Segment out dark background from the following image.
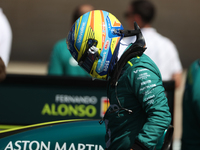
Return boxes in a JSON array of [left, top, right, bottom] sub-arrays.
[[0, 0, 200, 68]]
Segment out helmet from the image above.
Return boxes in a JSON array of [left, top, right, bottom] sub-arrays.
[[67, 10, 124, 80]]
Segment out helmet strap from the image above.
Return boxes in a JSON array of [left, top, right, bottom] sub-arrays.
[[110, 22, 146, 87]]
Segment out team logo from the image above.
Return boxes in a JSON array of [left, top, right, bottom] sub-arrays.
[[104, 40, 110, 50]]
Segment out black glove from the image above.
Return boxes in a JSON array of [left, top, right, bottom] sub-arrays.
[[132, 140, 149, 150]]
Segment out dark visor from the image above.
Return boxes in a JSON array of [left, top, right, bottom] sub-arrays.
[[78, 39, 98, 73]]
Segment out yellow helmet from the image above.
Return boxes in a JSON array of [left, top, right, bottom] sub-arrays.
[[67, 10, 124, 80]]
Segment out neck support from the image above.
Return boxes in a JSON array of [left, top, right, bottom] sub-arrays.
[[110, 22, 147, 87]]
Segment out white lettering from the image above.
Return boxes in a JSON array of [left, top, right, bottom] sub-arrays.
[[99, 145, 104, 150], [99, 52, 107, 72], [5, 141, 13, 150], [77, 22, 86, 43], [139, 73, 147, 76], [140, 84, 156, 91], [41, 141, 50, 150], [14, 141, 21, 150], [86, 144, 94, 150], [29, 141, 39, 150], [133, 69, 148, 74], [141, 80, 151, 85], [68, 143, 75, 150], [144, 95, 155, 102], [137, 73, 150, 80], [55, 142, 66, 150], [55, 95, 97, 105], [147, 99, 154, 105], [145, 90, 151, 95], [78, 143, 85, 150], [22, 141, 30, 150], [4, 141, 104, 150], [103, 61, 110, 72], [139, 68, 148, 72], [95, 145, 98, 150]]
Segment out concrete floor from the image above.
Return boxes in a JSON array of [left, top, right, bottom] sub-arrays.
[[6, 61, 187, 149]]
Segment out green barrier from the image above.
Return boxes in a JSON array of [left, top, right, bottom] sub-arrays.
[[0, 74, 175, 128], [0, 75, 175, 150], [0, 74, 108, 126], [0, 120, 106, 150], [0, 120, 172, 150]]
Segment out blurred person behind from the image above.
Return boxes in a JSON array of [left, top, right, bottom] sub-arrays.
[[124, 0, 182, 87], [48, 4, 94, 77], [181, 59, 200, 150], [0, 8, 12, 67]]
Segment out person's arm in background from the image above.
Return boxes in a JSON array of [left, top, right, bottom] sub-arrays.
[[0, 57, 6, 82], [172, 72, 182, 88]]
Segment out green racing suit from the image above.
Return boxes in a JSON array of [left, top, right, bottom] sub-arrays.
[[104, 54, 171, 150]]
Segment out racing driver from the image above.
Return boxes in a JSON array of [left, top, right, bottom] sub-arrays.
[[66, 10, 171, 150]]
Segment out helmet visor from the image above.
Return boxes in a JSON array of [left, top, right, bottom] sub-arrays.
[[78, 39, 98, 73]]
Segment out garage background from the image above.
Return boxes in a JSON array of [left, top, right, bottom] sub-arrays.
[[0, 0, 200, 68]]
